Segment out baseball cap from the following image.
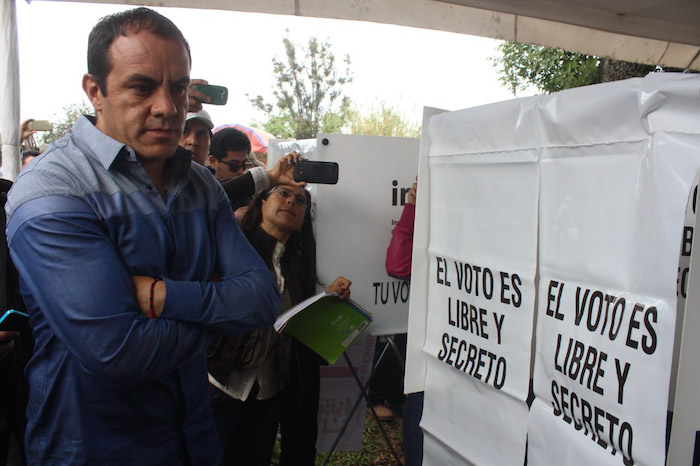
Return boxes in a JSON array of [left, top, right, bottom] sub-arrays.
[[185, 109, 214, 130], [247, 152, 265, 167]]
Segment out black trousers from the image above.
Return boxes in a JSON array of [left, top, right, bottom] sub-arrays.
[[279, 342, 321, 466], [368, 334, 407, 406], [209, 385, 282, 466]]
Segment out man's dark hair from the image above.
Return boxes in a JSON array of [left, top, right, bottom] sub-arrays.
[[21, 150, 40, 164], [87, 7, 191, 95], [210, 128, 252, 161]]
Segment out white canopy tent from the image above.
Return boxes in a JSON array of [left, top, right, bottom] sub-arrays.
[[1, 0, 699, 180], [51, 0, 700, 69]]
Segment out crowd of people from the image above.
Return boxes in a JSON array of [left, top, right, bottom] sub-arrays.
[[0, 6, 422, 466]]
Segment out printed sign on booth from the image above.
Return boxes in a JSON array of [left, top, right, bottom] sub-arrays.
[[420, 128, 540, 464], [528, 74, 700, 466]]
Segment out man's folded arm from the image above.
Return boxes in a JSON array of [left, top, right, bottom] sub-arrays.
[[7, 195, 211, 386], [162, 192, 281, 332]]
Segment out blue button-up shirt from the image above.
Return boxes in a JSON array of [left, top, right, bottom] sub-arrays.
[[6, 115, 280, 465]]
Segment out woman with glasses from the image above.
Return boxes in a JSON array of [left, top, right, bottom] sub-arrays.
[[207, 184, 350, 465]]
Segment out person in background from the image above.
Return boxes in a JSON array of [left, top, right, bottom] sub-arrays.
[[385, 179, 423, 466], [211, 126, 303, 221], [209, 127, 253, 180], [19, 120, 38, 152], [208, 184, 351, 465], [367, 180, 418, 423], [386, 180, 416, 279], [220, 152, 303, 222], [179, 108, 213, 166], [20, 150, 40, 171], [0, 178, 30, 466], [6, 8, 280, 464]]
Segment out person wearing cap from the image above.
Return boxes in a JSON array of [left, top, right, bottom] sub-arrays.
[[180, 108, 213, 166]]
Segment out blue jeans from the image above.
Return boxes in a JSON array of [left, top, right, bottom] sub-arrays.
[[403, 392, 424, 466]]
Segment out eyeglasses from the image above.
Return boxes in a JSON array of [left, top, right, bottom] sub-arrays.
[[220, 159, 253, 172], [269, 187, 309, 209]]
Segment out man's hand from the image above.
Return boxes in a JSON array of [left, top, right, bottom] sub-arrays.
[[406, 181, 418, 204], [188, 79, 211, 113], [326, 276, 352, 301], [131, 276, 166, 318], [266, 152, 306, 188], [0, 331, 19, 360]]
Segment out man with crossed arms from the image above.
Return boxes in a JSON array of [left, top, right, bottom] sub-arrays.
[[5, 7, 280, 465]]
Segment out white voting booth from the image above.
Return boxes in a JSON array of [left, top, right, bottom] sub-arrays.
[[269, 135, 420, 454], [408, 73, 700, 465]]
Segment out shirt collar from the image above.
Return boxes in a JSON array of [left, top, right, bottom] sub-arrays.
[[72, 114, 192, 182], [72, 115, 127, 170]]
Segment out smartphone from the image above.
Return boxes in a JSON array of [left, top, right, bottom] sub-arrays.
[[0, 310, 29, 332], [27, 120, 53, 131], [294, 161, 339, 184], [192, 85, 228, 105]]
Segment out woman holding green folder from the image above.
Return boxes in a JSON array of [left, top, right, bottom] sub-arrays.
[[207, 184, 350, 465]]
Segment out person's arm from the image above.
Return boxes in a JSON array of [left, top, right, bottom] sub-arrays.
[[265, 152, 305, 190], [326, 276, 352, 300], [187, 78, 211, 113], [220, 153, 306, 205], [7, 176, 278, 386], [386, 183, 417, 280], [220, 171, 256, 204], [20, 119, 36, 143], [132, 186, 281, 333], [8, 194, 211, 386]]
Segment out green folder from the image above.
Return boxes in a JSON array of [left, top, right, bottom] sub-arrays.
[[275, 291, 373, 364]]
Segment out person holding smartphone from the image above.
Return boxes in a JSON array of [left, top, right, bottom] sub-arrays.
[[208, 184, 350, 465]]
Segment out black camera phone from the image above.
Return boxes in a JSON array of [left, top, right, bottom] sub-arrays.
[[293, 161, 339, 184]]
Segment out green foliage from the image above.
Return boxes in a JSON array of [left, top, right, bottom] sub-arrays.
[[492, 42, 600, 94], [345, 102, 421, 138], [250, 34, 353, 139], [40, 101, 95, 145]]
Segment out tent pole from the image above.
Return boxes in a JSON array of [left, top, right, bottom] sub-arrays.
[[0, 0, 21, 182]]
